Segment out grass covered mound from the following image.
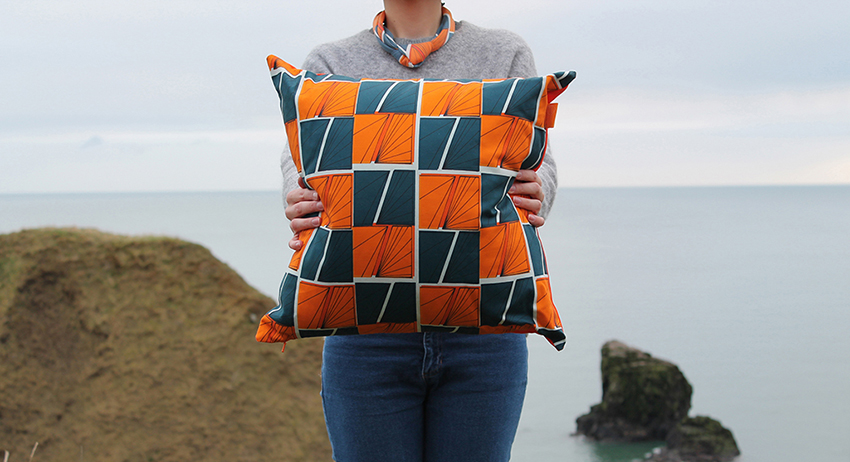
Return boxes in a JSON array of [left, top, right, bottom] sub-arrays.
[[0, 228, 329, 461]]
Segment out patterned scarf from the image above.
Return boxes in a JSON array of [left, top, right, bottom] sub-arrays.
[[372, 6, 455, 68]]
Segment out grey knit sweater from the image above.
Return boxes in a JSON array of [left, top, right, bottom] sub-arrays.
[[280, 20, 558, 218]]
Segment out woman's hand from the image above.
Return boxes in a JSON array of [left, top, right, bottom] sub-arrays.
[[510, 169, 545, 227], [285, 179, 323, 251]]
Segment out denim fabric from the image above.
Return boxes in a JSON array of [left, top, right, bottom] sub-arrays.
[[322, 332, 528, 462]]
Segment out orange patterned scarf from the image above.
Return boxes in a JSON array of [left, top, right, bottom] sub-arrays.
[[372, 6, 456, 68]]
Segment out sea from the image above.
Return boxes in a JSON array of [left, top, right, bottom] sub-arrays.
[[2, 185, 848, 462]]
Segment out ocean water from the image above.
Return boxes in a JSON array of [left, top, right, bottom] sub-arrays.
[[2, 186, 848, 462]]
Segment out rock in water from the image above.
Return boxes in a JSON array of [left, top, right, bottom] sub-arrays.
[[575, 340, 693, 441], [648, 416, 740, 462], [0, 228, 330, 461]]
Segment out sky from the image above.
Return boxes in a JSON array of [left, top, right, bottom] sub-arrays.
[[1, 0, 848, 193]]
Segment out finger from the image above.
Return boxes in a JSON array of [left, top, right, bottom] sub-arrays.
[[286, 188, 319, 206], [290, 216, 321, 234], [289, 235, 303, 251], [514, 169, 542, 185], [285, 200, 324, 221], [526, 213, 546, 227], [511, 195, 542, 215], [509, 181, 543, 200]]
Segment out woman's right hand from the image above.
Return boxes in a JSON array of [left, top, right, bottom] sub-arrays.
[[285, 179, 323, 251]]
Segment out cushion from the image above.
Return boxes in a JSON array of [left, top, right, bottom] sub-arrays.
[[257, 55, 575, 350]]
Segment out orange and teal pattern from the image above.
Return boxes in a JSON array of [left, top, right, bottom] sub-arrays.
[[373, 7, 455, 68], [257, 56, 575, 350]]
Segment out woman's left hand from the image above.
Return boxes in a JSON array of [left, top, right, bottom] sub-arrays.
[[509, 169, 545, 227]]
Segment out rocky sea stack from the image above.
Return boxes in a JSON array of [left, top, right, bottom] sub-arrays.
[[576, 340, 739, 462], [650, 416, 741, 462], [0, 228, 329, 461], [576, 340, 692, 441]]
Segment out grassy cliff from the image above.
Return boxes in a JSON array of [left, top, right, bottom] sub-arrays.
[[0, 228, 329, 461]]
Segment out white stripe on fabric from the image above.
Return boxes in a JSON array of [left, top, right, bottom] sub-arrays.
[[480, 166, 521, 176], [499, 280, 517, 325], [372, 170, 393, 224], [502, 79, 519, 115], [376, 81, 400, 113], [438, 231, 459, 283], [376, 282, 394, 323], [313, 119, 333, 172], [313, 229, 332, 284], [413, 81, 424, 330], [437, 118, 460, 171]]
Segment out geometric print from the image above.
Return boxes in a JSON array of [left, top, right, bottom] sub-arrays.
[[257, 56, 576, 351], [372, 6, 455, 69]]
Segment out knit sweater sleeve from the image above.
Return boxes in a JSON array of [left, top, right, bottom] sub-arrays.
[[536, 147, 558, 219], [280, 142, 300, 205]]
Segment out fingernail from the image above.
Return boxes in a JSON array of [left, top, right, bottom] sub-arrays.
[[311, 192, 319, 200], [508, 186, 516, 193], [311, 217, 320, 226]]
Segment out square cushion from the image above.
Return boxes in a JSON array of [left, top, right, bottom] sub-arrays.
[[257, 55, 575, 350]]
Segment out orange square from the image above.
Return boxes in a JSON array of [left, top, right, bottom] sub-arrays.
[[535, 277, 561, 330], [352, 226, 414, 278], [353, 113, 415, 164], [479, 222, 529, 278], [419, 174, 480, 230], [308, 174, 352, 229], [296, 282, 356, 330], [289, 228, 314, 270], [480, 115, 533, 171], [298, 80, 358, 119], [420, 286, 480, 327], [421, 81, 482, 117]]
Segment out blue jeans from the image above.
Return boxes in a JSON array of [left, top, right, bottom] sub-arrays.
[[321, 332, 529, 462]]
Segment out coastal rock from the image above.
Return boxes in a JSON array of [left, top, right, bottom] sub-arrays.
[[575, 340, 693, 441], [0, 228, 330, 461], [645, 416, 741, 462]]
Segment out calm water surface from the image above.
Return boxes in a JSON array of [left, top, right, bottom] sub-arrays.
[[2, 186, 849, 462]]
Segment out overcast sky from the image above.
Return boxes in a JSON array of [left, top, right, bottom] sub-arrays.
[[1, 0, 848, 193]]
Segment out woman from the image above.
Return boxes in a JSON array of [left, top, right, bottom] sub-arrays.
[[281, 1, 558, 460]]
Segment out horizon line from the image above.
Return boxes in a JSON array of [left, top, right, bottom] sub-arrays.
[[2, 182, 849, 196]]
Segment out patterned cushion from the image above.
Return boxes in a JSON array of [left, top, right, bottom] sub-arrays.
[[257, 56, 574, 350]]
